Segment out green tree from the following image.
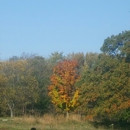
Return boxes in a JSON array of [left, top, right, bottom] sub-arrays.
[[0, 60, 39, 117], [48, 52, 65, 66], [100, 30, 130, 56], [84, 52, 99, 69], [27, 56, 52, 114], [121, 41, 130, 62], [79, 50, 130, 121]]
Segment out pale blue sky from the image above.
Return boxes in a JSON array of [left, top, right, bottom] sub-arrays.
[[0, 0, 130, 60]]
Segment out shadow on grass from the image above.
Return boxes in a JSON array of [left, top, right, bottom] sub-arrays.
[[90, 120, 130, 130]]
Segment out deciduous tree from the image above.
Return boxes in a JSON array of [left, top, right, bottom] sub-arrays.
[[48, 60, 80, 116]]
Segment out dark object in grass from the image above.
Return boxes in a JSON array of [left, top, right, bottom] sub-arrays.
[[31, 128, 36, 130]]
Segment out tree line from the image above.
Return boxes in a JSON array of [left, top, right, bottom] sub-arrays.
[[0, 30, 130, 123]]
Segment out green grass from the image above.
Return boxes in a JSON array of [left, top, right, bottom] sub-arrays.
[[0, 115, 111, 130]]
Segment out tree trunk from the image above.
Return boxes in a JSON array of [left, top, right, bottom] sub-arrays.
[[10, 108, 13, 117], [8, 103, 14, 117], [66, 111, 69, 120]]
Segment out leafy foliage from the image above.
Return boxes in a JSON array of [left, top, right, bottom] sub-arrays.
[[100, 30, 130, 56], [78, 30, 130, 122], [0, 30, 129, 124], [0, 60, 39, 116], [48, 60, 80, 112]]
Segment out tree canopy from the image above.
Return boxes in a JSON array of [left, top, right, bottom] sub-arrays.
[[0, 30, 130, 123], [48, 60, 80, 113]]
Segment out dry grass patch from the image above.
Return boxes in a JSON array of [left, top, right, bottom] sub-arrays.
[[0, 115, 109, 130]]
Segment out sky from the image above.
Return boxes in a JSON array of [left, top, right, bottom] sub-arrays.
[[0, 0, 130, 60]]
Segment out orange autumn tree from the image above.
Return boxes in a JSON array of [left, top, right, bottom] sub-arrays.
[[48, 60, 80, 114]]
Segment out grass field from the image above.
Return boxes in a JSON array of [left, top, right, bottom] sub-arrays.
[[0, 114, 116, 130]]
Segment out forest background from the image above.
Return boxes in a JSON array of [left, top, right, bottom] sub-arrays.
[[0, 30, 130, 124]]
